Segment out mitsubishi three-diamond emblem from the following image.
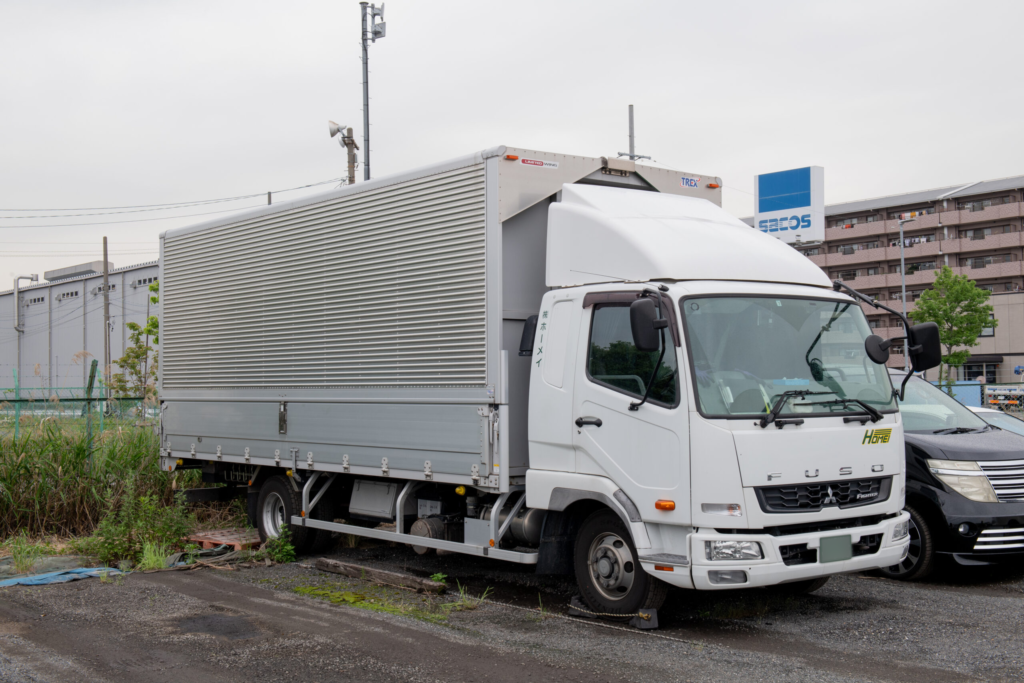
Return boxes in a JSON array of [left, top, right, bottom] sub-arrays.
[[823, 486, 838, 505]]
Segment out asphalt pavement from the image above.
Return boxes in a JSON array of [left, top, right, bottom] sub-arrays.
[[1, 541, 1022, 683]]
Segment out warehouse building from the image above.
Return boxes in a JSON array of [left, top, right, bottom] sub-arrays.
[[0, 261, 159, 391], [746, 175, 1024, 382]]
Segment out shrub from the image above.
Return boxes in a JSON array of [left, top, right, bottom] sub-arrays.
[[263, 525, 296, 564], [74, 490, 195, 565]]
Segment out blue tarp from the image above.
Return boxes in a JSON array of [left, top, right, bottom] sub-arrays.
[[0, 567, 122, 587]]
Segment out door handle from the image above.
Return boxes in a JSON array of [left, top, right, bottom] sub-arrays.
[[575, 417, 603, 428]]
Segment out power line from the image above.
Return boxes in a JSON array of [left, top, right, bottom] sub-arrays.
[[0, 177, 343, 213], [0, 202, 266, 229]]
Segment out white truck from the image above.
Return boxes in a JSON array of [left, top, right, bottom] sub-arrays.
[[158, 147, 938, 616]]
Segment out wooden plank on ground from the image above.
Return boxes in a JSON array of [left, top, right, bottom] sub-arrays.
[[315, 558, 447, 594]]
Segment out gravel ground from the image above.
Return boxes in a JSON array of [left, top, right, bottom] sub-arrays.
[[1, 539, 1022, 683]]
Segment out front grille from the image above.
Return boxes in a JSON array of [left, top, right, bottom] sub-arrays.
[[780, 544, 816, 566], [756, 477, 892, 513], [977, 459, 1024, 502], [973, 528, 1024, 552]]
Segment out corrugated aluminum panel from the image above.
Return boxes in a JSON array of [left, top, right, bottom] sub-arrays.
[[162, 165, 487, 389]]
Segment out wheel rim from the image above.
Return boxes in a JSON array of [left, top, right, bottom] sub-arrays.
[[587, 532, 636, 601], [885, 516, 922, 576], [262, 492, 286, 538]]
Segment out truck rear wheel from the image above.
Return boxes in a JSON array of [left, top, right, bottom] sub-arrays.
[[256, 475, 318, 555], [573, 509, 668, 618]]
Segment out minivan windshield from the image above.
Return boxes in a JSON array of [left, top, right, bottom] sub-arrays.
[[682, 296, 896, 418], [895, 374, 989, 432]]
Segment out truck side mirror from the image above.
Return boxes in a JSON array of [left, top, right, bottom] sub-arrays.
[[630, 298, 664, 352], [908, 322, 941, 372], [864, 335, 892, 364]]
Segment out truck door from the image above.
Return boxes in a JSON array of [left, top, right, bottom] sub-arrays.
[[571, 296, 689, 524]]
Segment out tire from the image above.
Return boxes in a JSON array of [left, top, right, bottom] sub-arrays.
[[778, 576, 830, 594], [877, 505, 935, 581], [573, 509, 668, 618], [256, 475, 317, 555]]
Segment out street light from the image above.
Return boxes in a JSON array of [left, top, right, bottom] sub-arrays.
[[896, 213, 920, 371]]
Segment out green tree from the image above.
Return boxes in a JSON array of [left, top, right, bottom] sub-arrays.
[[109, 322, 157, 399], [909, 265, 996, 391], [109, 281, 159, 400]]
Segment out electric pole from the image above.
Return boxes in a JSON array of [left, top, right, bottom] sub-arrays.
[[618, 104, 651, 162], [329, 122, 360, 185], [360, 2, 386, 181], [102, 237, 111, 390]]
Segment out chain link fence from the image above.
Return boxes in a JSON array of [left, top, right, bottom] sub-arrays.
[[0, 384, 156, 440]]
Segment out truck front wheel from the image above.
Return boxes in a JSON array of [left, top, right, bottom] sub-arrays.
[[573, 509, 668, 618], [256, 475, 317, 554]]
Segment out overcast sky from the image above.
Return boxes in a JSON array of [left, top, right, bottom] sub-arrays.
[[3, 0, 1024, 283]]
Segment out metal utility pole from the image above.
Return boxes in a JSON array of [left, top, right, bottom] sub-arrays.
[[618, 104, 651, 162], [360, 2, 386, 181], [897, 215, 917, 372], [102, 237, 111, 388]]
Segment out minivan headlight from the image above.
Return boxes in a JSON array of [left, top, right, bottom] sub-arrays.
[[705, 540, 763, 561], [927, 459, 999, 503]]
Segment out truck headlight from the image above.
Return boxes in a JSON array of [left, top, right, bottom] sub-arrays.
[[892, 520, 909, 541], [927, 459, 999, 503], [705, 540, 763, 561]]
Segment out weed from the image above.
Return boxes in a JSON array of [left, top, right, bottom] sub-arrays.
[[341, 533, 360, 548], [72, 488, 195, 565], [262, 525, 296, 564], [137, 542, 169, 571], [294, 585, 448, 624], [6, 532, 44, 574], [429, 572, 448, 584], [448, 581, 492, 612]]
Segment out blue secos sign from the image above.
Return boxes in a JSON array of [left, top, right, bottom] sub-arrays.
[[760, 214, 812, 232], [754, 166, 824, 244]]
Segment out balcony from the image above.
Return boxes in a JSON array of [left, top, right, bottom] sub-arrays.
[[826, 246, 887, 267], [807, 253, 827, 269], [835, 273, 887, 289], [886, 268, 942, 288], [953, 261, 1024, 279], [946, 232, 1024, 254], [885, 239, 942, 260], [955, 202, 1023, 225], [825, 221, 886, 240], [884, 212, 941, 231]]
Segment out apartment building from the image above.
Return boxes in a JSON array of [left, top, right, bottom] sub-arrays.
[[745, 175, 1024, 382]]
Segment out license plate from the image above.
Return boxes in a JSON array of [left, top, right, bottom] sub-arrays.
[[820, 535, 853, 563]]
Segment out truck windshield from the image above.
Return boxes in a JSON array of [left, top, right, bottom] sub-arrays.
[[682, 296, 896, 418]]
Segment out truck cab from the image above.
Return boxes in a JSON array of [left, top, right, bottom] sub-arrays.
[[523, 184, 917, 613]]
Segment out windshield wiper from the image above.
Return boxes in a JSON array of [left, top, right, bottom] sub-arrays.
[[934, 425, 991, 435], [759, 390, 836, 429], [814, 397, 883, 423]]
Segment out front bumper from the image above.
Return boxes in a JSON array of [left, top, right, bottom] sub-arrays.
[[665, 512, 910, 590]]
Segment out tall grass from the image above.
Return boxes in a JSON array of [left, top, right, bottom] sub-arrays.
[[0, 423, 199, 539]]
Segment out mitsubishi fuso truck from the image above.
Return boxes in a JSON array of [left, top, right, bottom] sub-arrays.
[[157, 147, 940, 616]]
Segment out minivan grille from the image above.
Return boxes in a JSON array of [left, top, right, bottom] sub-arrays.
[[756, 477, 891, 513], [977, 459, 1024, 502], [973, 528, 1024, 552]]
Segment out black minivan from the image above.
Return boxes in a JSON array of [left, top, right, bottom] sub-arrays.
[[883, 370, 1024, 579]]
